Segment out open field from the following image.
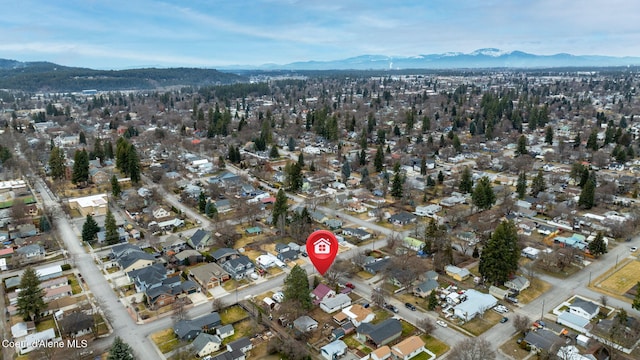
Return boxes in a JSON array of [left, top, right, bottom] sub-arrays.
[[598, 260, 640, 295], [518, 277, 552, 304]]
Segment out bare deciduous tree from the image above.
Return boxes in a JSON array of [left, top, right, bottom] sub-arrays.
[[513, 314, 531, 335], [417, 317, 435, 335], [448, 338, 496, 360]]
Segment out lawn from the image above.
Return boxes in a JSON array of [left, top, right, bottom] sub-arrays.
[[222, 318, 256, 344], [408, 352, 432, 360], [220, 305, 249, 324], [68, 274, 82, 294], [343, 335, 372, 354], [518, 277, 551, 304], [35, 317, 56, 333], [421, 335, 450, 357], [499, 333, 529, 359], [460, 309, 502, 336], [223, 279, 239, 291], [598, 260, 640, 295], [400, 319, 418, 337], [356, 271, 374, 280], [371, 309, 392, 323], [151, 328, 181, 354]]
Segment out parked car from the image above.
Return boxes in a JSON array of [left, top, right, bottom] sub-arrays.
[[436, 320, 448, 327], [384, 303, 399, 313], [272, 291, 284, 303], [405, 303, 417, 311], [500, 317, 509, 323], [345, 282, 356, 289], [506, 296, 519, 304], [631, 246, 638, 252]]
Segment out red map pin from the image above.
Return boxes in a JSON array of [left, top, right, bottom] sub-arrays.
[[306, 230, 338, 275]]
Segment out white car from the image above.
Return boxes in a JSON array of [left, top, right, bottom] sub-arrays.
[[436, 320, 448, 327], [631, 247, 638, 252]]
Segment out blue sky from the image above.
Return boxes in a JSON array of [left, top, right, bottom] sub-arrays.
[[1, 0, 639, 69]]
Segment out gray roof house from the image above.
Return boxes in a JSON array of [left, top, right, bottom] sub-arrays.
[[222, 255, 255, 280], [117, 251, 155, 273], [227, 337, 253, 354], [58, 312, 95, 338], [277, 249, 299, 262], [211, 349, 245, 360], [15, 244, 45, 260], [505, 276, 530, 292], [413, 279, 439, 298], [174, 312, 222, 341], [569, 298, 600, 320], [293, 316, 319, 332], [188, 229, 213, 250], [211, 248, 239, 263], [356, 318, 402, 348], [192, 332, 223, 358], [363, 257, 390, 274], [523, 329, 559, 354], [216, 324, 235, 339], [275, 243, 290, 253], [127, 263, 167, 293], [388, 212, 417, 226]]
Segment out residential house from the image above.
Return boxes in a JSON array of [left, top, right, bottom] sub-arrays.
[[403, 237, 425, 251], [320, 293, 352, 313], [414, 204, 442, 217], [312, 283, 336, 302], [174, 312, 222, 341], [188, 229, 212, 250], [17, 224, 38, 238], [356, 318, 402, 348], [557, 311, 592, 334], [320, 340, 348, 360], [277, 249, 298, 262], [18, 328, 56, 355], [15, 244, 45, 261], [58, 312, 94, 338], [341, 304, 375, 327], [117, 250, 155, 274], [36, 265, 63, 280], [293, 316, 319, 332], [189, 262, 230, 289], [275, 243, 290, 253], [216, 324, 234, 339], [444, 265, 471, 281], [68, 193, 108, 217], [342, 227, 372, 241], [127, 263, 167, 293], [324, 219, 343, 230], [214, 199, 232, 213], [211, 248, 239, 263], [363, 257, 390, 275], [569, 298, 600, 320], [152, 207, 171, 220], [388, 212, 417, 226], [244, 226, 262, 235], [391, 336, 428, 360], [159, 235, 187, 253], [489, 286, 509, 300], [453, 289, 497, 321], [505, 276, 530, 293], [222, 255, 255, 280], [10, 321, 35, 339], [414, 279, 439, 298], [0, 247, 14, 258], [174, 249, 204, 265], [192, 333, 223, 358], [89, 168, 110, 184], [362, 346, 391, 360], [227, 337, 253, 354], [522, 329, 558, 354], [210, 349, 245, 360]]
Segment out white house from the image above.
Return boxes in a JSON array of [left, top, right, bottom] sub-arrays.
[[453, 289, 497, 321], [320, 340, 348, 360], [341, 304, 375, 327], [569, 298, 600, 320], [391, 336, 432, 360], [320, 293, 352, 313]]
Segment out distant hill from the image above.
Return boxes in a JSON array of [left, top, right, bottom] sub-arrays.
[[0, 60, 247, 92], [224, 48, 640, 71]]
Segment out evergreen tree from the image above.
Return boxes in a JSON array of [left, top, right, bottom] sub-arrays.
[[272, 189, 288, 227], [530, 170, 546, 197], [427, 291, 438, 311], [287, 136, 296, 151], [578, 176, 596, 209], [545, 126, 554, 145], [341, 161, 351, 183], [107, 336, 135, 360], [459, 166, 473, 193], [39, 215, 51, 232], [269, 144, 279, 159], [79, 131, 87, 145], [105, 208, 118, 245], [437, 171, 444, 184], [16, 266, 46, 322], [516, 135, 528, 156], [586, 130, 599, 150], [72, 149, 90, 184], [587, 232, 607, 257], [127, 145, 141, 183], [479, 220, 519, 284], [391, 163, 404, 199], [115, 137, 129, 171], [103, 140, 114, 159], [205, 201, 218, 219], [297, 152, 304, 168], [111, 175, 121, 197], [82, 214, 100, 244], [285, 162, 303, 192], [283, 265, 312, 310], [374, 145, 384, 172], [48, 146, 66, 180], [309, 161, 316, 172], [359, 148, 367, 166], [94, 137, 104, 163], [516, 172, 527, 199], [198, 192, 207, 213], [472, 176, 496, 210]]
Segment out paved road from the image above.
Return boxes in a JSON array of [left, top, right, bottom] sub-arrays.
[[35, 179, 160, 360]]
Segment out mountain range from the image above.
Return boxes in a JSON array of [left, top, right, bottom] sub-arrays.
[[226, 48, 640, 70], [2, 49, 640, 91]]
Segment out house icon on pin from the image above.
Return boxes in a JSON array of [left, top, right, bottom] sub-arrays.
[[313, 238, 331, 254]]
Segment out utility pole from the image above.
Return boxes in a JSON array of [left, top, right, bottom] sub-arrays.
[[540, 299, 545, 321]]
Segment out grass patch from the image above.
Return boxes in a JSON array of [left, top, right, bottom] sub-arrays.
[[106, 267, 119, 274], [499, 333, 529, 359], [222, 318, 255, 344], [401, 319, 417, 337], [35, 317, 56, 333], [371, 309, 392, 323], [409, 352, 432, 360], [460, 309, 502, 336], [68, 274, 82, 295], [517, 277, 552, 304], [343, 335, 372, 354], [267, 267, 284, 275], [222, 279, 238, 291], [599, 260, 640, 295], [356, 271, 374, 280], [151, 328, 180, 354], [421, 335, 449, 357], [220, 305, 249, 324]]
